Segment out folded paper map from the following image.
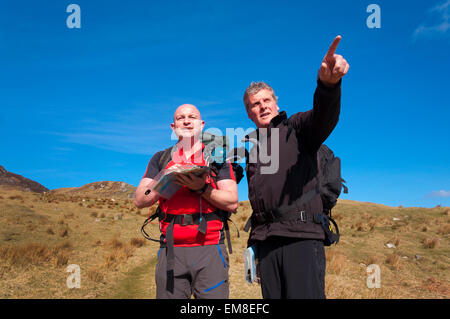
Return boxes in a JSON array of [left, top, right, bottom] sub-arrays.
[[150, 164, 210, 199]]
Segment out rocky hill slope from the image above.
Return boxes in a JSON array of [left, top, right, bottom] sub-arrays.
[[0, 165, 48, 193]]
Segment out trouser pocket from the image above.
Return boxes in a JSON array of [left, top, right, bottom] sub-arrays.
[[192, 244, 229, 299]]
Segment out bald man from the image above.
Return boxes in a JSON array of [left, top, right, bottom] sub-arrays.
[[135, 104, 238, 299]]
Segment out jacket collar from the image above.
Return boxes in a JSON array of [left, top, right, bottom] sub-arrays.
[[243, 111, 287, 143], [271, 111, 287, 128]]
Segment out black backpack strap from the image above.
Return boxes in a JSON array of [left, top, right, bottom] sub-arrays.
[[223, 219, 232, 254], [243, 185, 319, 232], [275, 185, 319, 219], [197, 215, 208, 234], [258, 185, 319, 224], [223, 213, 239, 254], [315, 213, 340, 246], [158, 147, 174, 171], [141, 206, 164, 243], [329, 217, 340, 244], [341, 178, 348, 194], [243, 217, 252, 233], [165, 219, 175, 293]]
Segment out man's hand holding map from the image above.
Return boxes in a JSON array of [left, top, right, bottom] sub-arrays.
[[148, 164, 210, 199]]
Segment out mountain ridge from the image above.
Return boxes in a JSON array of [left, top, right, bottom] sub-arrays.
[[0, 165, 49, 193]]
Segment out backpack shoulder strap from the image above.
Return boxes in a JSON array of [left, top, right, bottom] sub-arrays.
[[158, 147, 174, 171]]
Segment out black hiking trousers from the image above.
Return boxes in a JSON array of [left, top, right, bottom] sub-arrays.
[[258, 236, 326, 299]]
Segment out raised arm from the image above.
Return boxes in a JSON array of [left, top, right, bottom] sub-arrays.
[[290, 35, 349, 152], [318, 35, 349, 87]]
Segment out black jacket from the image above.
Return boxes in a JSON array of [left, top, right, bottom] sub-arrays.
[[244, 79, 341, 246]]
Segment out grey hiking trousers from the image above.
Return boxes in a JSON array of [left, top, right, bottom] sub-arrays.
[[155, 244, 230, 299]]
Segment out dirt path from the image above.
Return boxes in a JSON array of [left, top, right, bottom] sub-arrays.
[[110, 255, 157, 299]]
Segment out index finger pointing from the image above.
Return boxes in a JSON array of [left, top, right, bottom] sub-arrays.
[[326, 35, 342, 57]]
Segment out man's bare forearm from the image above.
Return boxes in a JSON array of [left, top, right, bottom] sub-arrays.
[[201, 185, 238, 213], [134, 178, 159, 209]]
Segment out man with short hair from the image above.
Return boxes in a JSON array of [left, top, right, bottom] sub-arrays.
[[243, 36, 349, 299], [135, 104, 238, 299]]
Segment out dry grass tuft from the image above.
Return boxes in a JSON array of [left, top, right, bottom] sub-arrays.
[[103, 244, 135, 269], [107, 238, 123, 249], [422, 277, 450, 295], [391, 236, 400, 247], [87, 269, 105, 283], [59, 228, 69, 238], [130, 237, 145, 248], [423, 237, 440, 249], [332, 213, 343, 221], [104, 253, 117, 269], [64, 212, 74, 219], [385, 253, 401, 270], [366, 254, 382, 266], [0, 242, 73, 268], [326, 250, 346, 275], [437, 224, 450, 235], [8, 195, 24, 200], [368, 219, 377, 231], [351, 221, 367, 232], [55, 241, 73, 250], [53, 251, 70, 266], [0, 243, 51, 266]]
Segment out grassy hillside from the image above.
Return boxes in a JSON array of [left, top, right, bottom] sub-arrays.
[[51, 181, 136, 200], [0, 189, 448, 298]]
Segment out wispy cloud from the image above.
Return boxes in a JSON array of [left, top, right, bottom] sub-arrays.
[[413, 0, 450, 40], [42, 99, 243, 156], [428, 190, 450, 198], [42, 103, 176, 155]]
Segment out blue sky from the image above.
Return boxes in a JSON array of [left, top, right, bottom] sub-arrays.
[[1, 0, 449, 208]]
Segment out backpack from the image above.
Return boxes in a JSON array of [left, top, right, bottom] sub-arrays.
[[242, 142, 348, 246], [317, 144, 348, 215]]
